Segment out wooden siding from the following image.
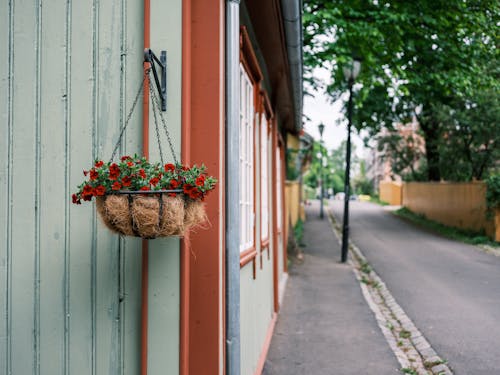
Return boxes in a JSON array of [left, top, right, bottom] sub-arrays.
[[0, 1, 181, 374]]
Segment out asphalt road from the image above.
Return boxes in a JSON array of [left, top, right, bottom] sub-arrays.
[[330, 200, 500, 375]]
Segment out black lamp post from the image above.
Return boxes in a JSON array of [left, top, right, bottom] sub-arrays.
[[318, 123, 325, 219], [341, 59, 361, 263]]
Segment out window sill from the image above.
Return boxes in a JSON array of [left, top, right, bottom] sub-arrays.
[[240, 246, 257, 268]]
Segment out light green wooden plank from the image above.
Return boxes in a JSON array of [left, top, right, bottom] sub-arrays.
[[94, 0, 127, 374], [146, 0, 182, 374], [147, 238, 180, 375], [122, 0, 144, 373], [38, 1, 68, 374], [9, 1, 38, 373], [67, 0, 96, 372], [0, 2, 12, 373]]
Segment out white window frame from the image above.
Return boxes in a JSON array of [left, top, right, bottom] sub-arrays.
[[260, 115, 270, 242], [276, 145, 283, 231], [239, 63, 254, 253]]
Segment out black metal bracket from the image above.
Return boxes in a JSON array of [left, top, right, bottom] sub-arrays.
[[144, 48, 167, 111]]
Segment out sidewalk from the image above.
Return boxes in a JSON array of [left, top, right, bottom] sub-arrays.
[[263, 201, 400, 375]]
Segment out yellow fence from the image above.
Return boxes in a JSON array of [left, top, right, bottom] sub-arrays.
[[379, 181, 403, 206], [285, 181, 301, 229], [403, 182, 499, 241]]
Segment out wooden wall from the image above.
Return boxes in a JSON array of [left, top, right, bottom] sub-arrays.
[[0, 1, 182, 374]]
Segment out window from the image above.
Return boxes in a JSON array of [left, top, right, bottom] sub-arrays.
[[239, 63, 254, 252], [260, 111, 270, 243], [276, 145, 283, 231]]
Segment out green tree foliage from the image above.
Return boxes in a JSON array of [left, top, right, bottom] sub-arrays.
[[435, 89, 500, 181], [352, 160, 374, 195], [303, 0, 499, 181], [376, 127, 428, 181], [303, 140, 358, 195]]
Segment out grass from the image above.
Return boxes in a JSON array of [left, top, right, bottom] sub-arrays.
[[399, 329, 411, 339], [369, 195, 390, 206], [401, 368, 417, 375], [393, 207, 498, 247]]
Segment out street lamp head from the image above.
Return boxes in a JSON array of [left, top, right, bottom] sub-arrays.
[[343, 59, 361, 82], [318, 123, 325, 138]]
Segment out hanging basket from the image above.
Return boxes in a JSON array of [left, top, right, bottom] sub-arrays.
[[71, 63, 216, 239], [96, 192, 186, 239]]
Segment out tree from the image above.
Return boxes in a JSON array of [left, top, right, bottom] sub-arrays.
[[303, 140, 358, 195], [303, 0, 499, 181], [435, 89, 500, 181], [376, 125, 428, 181], [352, 160, 374, 195]]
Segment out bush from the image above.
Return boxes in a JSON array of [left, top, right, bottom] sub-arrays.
[[486, 174, 500, 218]]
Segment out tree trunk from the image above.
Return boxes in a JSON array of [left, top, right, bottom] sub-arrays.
[[420, 118, 441, 181]]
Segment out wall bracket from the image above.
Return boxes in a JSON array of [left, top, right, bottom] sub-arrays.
[[144, 48, 167, 111]]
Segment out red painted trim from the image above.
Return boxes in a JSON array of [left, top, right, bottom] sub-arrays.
[[180, 1, 192, 374], [253, 313, 278, 375], [184, 2, 224, 374], [240, 247, 257, 268], [141, 1, 151, 375], [240, 26, 263, 85], [261, 238, 270, 249]]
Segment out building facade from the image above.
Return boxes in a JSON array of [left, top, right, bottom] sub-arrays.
[[0, 1, 302, 374]]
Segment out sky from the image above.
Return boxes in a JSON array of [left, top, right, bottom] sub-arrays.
[[302, 68, 367, 159]]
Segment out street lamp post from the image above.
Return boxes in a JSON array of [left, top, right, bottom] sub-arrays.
[[318, 123, 325, 219], [341, 59, 361, 263]]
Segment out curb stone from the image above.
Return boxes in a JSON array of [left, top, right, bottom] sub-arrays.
[[327, 210, 454, 375]]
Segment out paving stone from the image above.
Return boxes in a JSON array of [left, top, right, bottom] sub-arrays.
[[431, 364, 450, 374]]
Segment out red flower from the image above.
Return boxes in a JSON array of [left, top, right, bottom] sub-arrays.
[[121, 155, 132, 161], [140, 186, 149, 191], [89, 169, 98, 181], [139, 169, 147, 179], [149, 177, 159, 187], [72, 194, 81, 204], [83, 185, 93, 194], [182, 166, 189, 171], [195, 175, 205, 187], [170, 179, 180, 189], [94, 185, 106, 196], [127, 161, 134, 167], [183, 184, 193, 194], [83, 170, 88, 176], [82, 194, 93, 201], [112, 181, 122, 191], [168, 193, 177, 197], [109, 163, 121, 180], [189, 188, 201, 200], [95, 160, 104, 168], [121, 175, 132, 187], [164, 163, 175, 172]]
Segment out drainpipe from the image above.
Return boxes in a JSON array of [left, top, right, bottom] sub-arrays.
[[280, 0, 303, 131], [226, 1, 241, 375]]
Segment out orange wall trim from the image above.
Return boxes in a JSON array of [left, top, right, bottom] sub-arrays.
[[253, 313, 278, 375], [182, 1, 225, 374], [180, 1, 192, 374]]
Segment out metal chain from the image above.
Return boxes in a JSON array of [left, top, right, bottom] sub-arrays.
[[148, 76, 165, 165], [147, 73, 179, 165], [109, 69, 179, 166], [110, 72, 148, 162]]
